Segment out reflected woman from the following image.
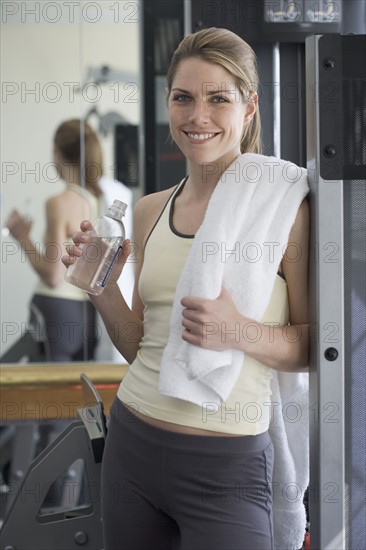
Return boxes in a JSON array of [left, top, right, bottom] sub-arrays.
[[5, 120, 102, 361]]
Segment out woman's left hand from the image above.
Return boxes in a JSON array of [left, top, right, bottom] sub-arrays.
[[181, 287, 242, 350]]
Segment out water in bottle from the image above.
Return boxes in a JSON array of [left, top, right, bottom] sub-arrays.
[[65, 200, 127, 295]]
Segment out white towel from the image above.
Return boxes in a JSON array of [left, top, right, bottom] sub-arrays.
[[270, 370, 309, 549], [159, 153, 309, 406]]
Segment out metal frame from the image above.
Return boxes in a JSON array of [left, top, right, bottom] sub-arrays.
[[306, 34, 345, 549], [0, 421, 104, 550]]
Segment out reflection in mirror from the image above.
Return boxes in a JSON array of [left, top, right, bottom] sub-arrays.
[[1, 1, 140, 364]]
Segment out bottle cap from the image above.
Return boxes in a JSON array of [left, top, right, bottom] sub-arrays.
[[108, 200, 127, 219]]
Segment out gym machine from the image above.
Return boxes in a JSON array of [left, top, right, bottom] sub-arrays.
[[0, 375, 107, 550]]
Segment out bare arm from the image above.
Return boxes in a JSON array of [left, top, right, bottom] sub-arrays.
[[181, 199, 310, 372], [238, 198, 309, 371], [6, 198, 67, 288], [63, 190, 174, 364], [87, 235, 144, 364], [89, 271, 144, 364]]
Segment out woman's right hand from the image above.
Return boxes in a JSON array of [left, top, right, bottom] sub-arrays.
[[62, 220, 132, 286], [5, 209, 33, 242]]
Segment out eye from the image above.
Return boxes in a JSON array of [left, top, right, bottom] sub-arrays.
[[210, 95, 228, 103], [172, 94, 191, 102]]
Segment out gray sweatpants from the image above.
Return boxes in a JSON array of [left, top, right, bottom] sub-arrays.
[[101, 398, 274, 550], [31, 294, 97, 361]]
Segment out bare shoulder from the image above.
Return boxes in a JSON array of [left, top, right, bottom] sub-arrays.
[[45, 190, 72, 210], [135, 186, 176, 218], [45, 194, 65, 219], [46, 189, 95, 235], [134, 186, 177, 245]]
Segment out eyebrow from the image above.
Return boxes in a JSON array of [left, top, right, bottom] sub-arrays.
[[171, 87, 237, 95], [171, 88, 192, 94]]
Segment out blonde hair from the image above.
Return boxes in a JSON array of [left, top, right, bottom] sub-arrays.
[[166, 27, 262, 154], [54, 119, 103, 197]]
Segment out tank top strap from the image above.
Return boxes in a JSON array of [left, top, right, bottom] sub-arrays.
[[66, 182, 90, 198], [144, 176, 188, 250]]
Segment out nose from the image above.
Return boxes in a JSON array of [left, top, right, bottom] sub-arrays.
[[187, 99, 210, 124]]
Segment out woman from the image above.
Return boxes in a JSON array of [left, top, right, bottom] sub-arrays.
[[64, 28, 309, 549], [6, 120, 102, 361]]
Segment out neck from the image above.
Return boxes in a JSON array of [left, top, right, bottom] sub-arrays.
[[62, 164, 81, 186], [186, 154, 240, 198]]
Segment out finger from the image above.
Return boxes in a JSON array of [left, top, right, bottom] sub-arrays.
[[181, 295, 208, 309], [62, 254, 77, 267], [120, 239, 132, 259], [114, 239, 131, 268], [80, 220, 93, 231], [181, 317, 200, 334], [181, 328, 203, 346], [71, 230, 89, 245], [65, 243, 83, 257], [181, 307, 200, 322], [70, 221, 93, 243]]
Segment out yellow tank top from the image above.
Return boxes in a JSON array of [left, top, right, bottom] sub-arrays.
[[118, 182, 289, 435]]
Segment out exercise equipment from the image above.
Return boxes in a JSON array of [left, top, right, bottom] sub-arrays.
[[0, 374, 107, 550]]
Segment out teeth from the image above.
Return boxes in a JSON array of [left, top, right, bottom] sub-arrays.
[[187, 132, 215, 140]]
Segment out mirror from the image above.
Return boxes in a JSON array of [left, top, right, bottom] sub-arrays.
[[1, 1, 141, 363]]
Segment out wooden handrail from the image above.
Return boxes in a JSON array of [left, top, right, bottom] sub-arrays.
[[0, 363, 128, 387], [0, 363, 128, 422]]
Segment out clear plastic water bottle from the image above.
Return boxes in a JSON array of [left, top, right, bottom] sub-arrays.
[[65, 200, 127, 295]]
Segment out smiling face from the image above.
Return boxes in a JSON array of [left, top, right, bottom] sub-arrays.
[[168, 58, 256, 171]]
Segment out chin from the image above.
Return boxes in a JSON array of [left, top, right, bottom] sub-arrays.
[[186, 150, 220, 164]]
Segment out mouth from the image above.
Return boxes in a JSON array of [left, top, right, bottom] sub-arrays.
[[183, 131, 219, 142]]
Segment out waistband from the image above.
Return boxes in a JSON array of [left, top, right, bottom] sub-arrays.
[[111, 397, 271, 455]]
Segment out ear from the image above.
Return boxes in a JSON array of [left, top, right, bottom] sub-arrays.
[[243, 92, 258, 124]]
